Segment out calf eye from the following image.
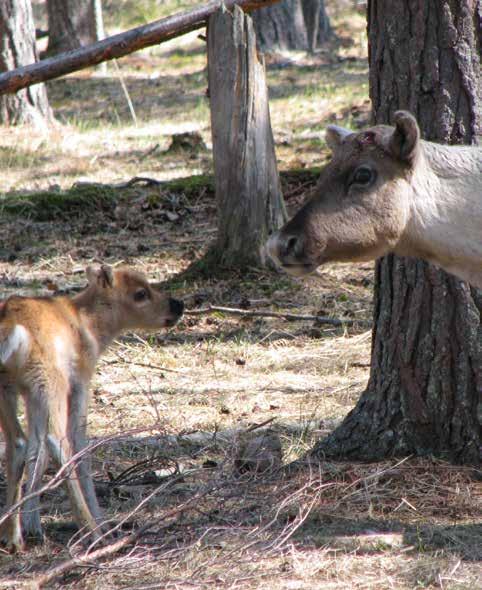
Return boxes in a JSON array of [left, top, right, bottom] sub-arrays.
[[351, 166, 375, 186], [133, 288, 149, 302]]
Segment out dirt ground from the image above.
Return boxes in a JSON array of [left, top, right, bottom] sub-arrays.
[[0, 2, 480, 588]]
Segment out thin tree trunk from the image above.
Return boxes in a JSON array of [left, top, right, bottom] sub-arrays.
[[301, 0, 331, 52], [90, 0, 105, 43], [315, 0, 331, 46], [207, 5, 287, 269], [90, 0, 106, 73], [0, 0, 51, 126], [313, 0, 481, 464], [253, 0, 307, 51], [301, 0, 320, 52]]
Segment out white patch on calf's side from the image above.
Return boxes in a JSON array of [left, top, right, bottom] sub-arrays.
[[54, 335, 78, 375], [79, 324, 100, 362], [0, 325, 30, 366]]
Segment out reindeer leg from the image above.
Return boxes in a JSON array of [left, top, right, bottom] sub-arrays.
[[0, 375, 27, 552], [47, 378, 104, 543], [21, 384, 49, 542], [69, 380, 105, 531]]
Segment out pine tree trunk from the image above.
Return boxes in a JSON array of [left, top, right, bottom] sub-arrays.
[[315, 0, 331, 46], [90, 0, 105, 44], [301, 0, 331, 52], [0, 0, 51, 126], [312, 0, 481, 464], [301, 0, 320, 52], [207, 5, 287, 269], [252, 0, 307, 51], [46, 0, 98, 55]]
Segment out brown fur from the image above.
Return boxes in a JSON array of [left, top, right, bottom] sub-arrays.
[[0, 265, 183, 552]]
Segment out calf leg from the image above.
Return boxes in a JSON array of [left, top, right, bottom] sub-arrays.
[[47, 380, 104, 542], [21, 386, 49, 541], [0, 376, 27, 552]]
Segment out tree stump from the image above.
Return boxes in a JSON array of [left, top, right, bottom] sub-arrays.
[[207, 4, 287, 269]]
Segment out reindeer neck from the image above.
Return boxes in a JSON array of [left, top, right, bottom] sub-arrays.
[[399, 142, 482, 287], [71, 288, 122, 354]]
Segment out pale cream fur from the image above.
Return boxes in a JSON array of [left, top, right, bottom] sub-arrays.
[[268, 111, 482, 288]]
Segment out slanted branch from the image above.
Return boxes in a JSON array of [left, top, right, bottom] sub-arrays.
[[0, 0, 280, 95]]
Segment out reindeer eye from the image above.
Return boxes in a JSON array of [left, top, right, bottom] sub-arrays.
[[133, 288, 149, 302], [351, 166, 375, 186]]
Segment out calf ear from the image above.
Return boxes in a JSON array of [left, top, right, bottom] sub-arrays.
[[86, 265, 114, 288], [325, 125, 353, 151], [389, 111, 420, 163]]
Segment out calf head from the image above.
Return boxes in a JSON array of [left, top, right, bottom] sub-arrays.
[[85, 265, 184, 330], [267, 111, 421, 276]]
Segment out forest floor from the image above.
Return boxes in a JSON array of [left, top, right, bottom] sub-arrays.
[[0, 1, 480, 589]]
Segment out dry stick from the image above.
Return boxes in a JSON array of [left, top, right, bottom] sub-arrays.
[[103, 355, 184, 374], [185, 305, 370, 327], [112, 59, 138, 126], [0, 434, 119, 532], [0, 0, 281, 95], [31, 481, 223, 589]]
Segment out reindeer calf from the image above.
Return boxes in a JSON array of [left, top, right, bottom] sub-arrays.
[[0, 265, 184, 551]]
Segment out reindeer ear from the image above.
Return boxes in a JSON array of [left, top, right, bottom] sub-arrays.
[[325, 125, 353, 151], [388, 111, 420, 163], [86, 265, 114, 288]]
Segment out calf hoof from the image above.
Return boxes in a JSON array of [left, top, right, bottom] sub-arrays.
[[0, 523, 25, 554], [21, 511, 44, 543]]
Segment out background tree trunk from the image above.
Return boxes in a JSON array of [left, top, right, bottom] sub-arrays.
[[0, 0, 51, 126], [207, 5, 287, 269], [301, 0, 331, 52], [90, 0, 106, 73], [90, 0, 105, 45], [252, 0, 307, 51], [313, 0, 481, 464], [315, 0, 331, 46], [46, 0, 100, 55]]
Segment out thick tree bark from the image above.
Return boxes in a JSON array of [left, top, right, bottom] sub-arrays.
[[208, 5, 287, 269], [0, 0, 51, 126], [313, 1, 481, 464], [46, 0, 99, 55], [253, 0, 307, 51]]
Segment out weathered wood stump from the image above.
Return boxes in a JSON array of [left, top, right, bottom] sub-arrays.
[[207, 4, 287, 269]]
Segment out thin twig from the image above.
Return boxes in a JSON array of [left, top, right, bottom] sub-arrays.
[[30, 480, 223, 589], [102, 355, 184, 374], [113, 59, 138, 126], [185, 305, 370, 327]]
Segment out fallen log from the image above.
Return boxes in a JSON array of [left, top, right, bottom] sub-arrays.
[[0, 0, 280, 96]]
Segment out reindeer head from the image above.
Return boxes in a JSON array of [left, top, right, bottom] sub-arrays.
[[85, 265, 184, 331], [267, 111, 421, 276]]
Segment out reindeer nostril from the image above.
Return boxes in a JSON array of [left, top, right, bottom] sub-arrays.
[[169, 298, 184, 316], [285, 235, 299, 256]]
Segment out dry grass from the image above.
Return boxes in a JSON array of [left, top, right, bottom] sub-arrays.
[[0, 2, 480, 588]]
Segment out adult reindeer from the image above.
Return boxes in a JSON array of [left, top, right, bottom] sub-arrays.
[[268, 111, 482, 288]]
